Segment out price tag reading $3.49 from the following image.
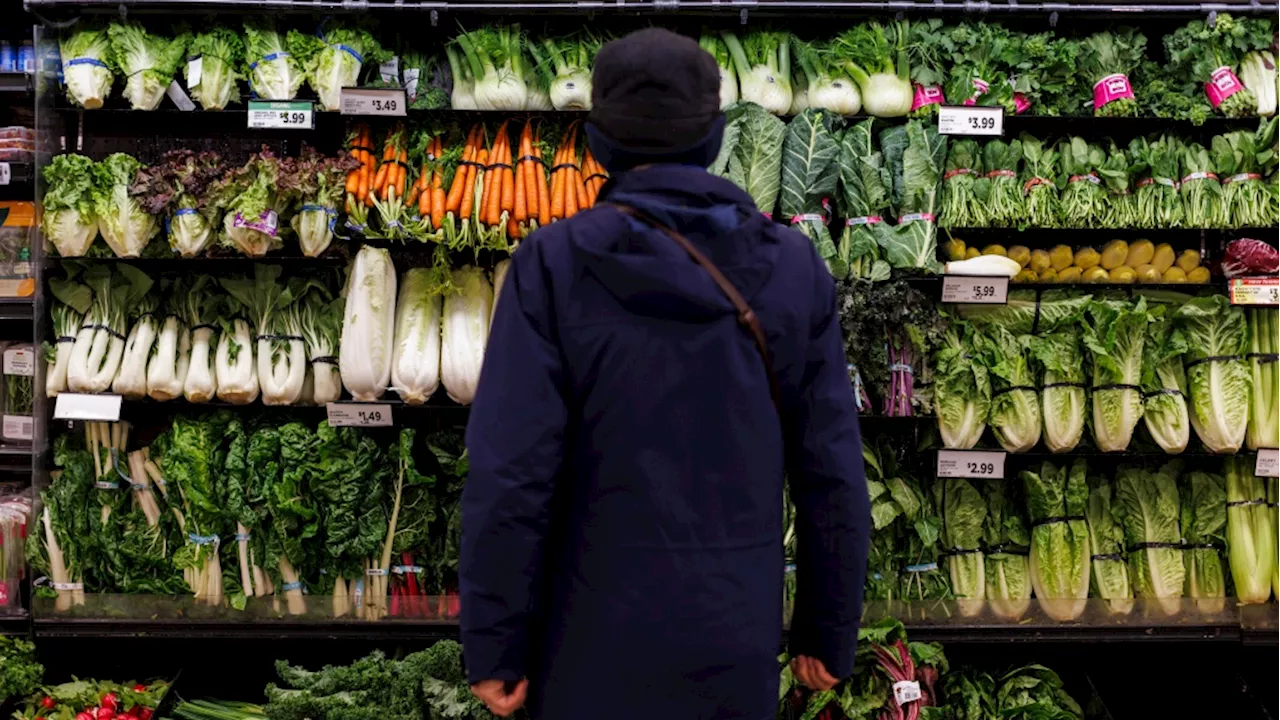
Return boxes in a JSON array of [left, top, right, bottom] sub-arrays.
[[937, 449, 1007, 479], [326, 402, 393, 428], [941, 275, 1009, 304]]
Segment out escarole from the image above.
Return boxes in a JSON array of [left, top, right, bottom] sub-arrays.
[[720, 30, 793, 116], [339, 246, 397, 401]]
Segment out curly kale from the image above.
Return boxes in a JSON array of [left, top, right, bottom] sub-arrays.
[[0, 637, 43, 705]]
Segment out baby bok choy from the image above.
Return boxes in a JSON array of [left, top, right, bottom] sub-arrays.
[[67, 264, 153, 395], [223, 265, 307, 406]]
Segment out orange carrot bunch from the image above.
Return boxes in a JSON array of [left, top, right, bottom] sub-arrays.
[[513, 119, 549, 242], [581, 147, 608, 207], [407, 134, 450, 241], [444, 123, 488, 248], [369, 124, 414, 240], [343, 124, 377, 231]]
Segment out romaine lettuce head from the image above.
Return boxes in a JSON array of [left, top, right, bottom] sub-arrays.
[[60, 26, 116, 109], [1084, 296, 1148, 452], [1175, 296, 1251, 453], [108, 22, 190, 110], [187, 28, 245, 110], [294, 27, 387, 111], [92, 153, 157, 258], [244, 22, 306, 101]]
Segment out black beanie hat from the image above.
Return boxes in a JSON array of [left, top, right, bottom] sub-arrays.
[[588, 28, 723, 154]]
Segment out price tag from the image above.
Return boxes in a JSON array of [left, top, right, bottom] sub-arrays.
[[379, 56, 400, 84], [1256, 449, 1279, 478], [1229, 277, 1279, 307], [3, 347, 34, 376], [53, 393, 123, 422], [938, 105, 1004, 136], [937, 450, 1006, 479], [326, 402, 393, 427], [3, 414, 33, 441], [941, 275, 1009, 304], [0, 162, 9, 186], [247, 100, 314, 130], [893, 680, 922, 706], [340, 88, 407, 117], [187, 56, 203, 87]]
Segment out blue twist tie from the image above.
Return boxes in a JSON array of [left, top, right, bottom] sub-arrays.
[[66, 57, 109, 69]]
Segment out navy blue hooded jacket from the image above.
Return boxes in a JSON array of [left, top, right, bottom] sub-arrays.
[[461, 164, 870, 720]]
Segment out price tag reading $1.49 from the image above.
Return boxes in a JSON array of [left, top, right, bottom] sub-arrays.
[[326, 402, 393, 428], [937, 449, 1007, 479]]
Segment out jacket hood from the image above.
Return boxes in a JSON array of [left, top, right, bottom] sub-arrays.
[[570, 165, 779, 323]]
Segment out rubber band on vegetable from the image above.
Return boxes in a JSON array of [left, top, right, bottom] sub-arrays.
[[1030, 515, 1085, 528], [81, 324, 126, 341], [1184, 354, 1243, 369], [991, 384, 1037, 397]]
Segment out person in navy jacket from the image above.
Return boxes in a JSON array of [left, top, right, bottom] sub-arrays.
[[460, 27, 870, 720]]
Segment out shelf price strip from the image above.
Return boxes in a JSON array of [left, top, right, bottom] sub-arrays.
[[937, 105, 1004, 137], [1229, 277, 1279, 307], [326, 402, 393, 427], [941, 275, 1009, 304], [53, 393, 122, 422], [1257, 449, 1279, 478], [937, 449, 1006, 479], [340, 87, 407, 117], [247, 100, 315, 130]]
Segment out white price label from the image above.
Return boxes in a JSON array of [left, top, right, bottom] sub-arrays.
[[326, 402, 393, 427], [0, 162, 9, 186], [379, 56, 400, 84], [3, 347, 34, 376], [340, 87, 407, 117], [937, 449, 1006, 479], [2, 414, 32, 441], [941, 275, 1009, 304], [247, 100, 314, 130], [187, 56, 203, 87], [53, 393, 122, 422], [893, 680, 922, 706], [403, 68, 421, 100], [1229, 277, 1279, 307], [1256, 449, 1279, 478], [938, 105, 1005, 136]]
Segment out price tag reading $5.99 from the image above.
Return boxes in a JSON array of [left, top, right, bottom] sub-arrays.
[[941, 275, 1009, 304], [326, 402, 393, 428], [937, 450, 1007, 479]]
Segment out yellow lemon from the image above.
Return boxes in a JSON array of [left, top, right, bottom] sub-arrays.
[[1187, 266, 1211, 284], [983, 244, 1009, 257], [1163, 266, 1188, 283], [1082, 266, 1110, 284], [1057, 267, 1082, 284], [1136, 264, 1162, 284], [946, 238, 967, 261], [1109, 266, 1137, 284], [1008, 245, 1032, 267], [1176, 249, 1201, 273], [1015, 269, 1038, 283]]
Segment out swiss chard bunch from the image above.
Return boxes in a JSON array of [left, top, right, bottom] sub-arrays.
[[1076, 28, 1147, 117], [980, 138, 1024, 228], [1164, 14, 1274, 118], [1020, 135, 1061, 228], [1058, 137, 1107, 227]]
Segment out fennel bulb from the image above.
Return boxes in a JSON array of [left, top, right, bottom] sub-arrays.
[[441, 266, 493, 406], [108, 22, 190, 110], [111, 294, 160, 399], [300, 287, 343, 406], [339, 246, 397, 401], [549, 70, 590, 110], [446, 46, 478, 110], [215, 318, 259, 404], [42, 154, 99, 258], [59, 26, 115, 109], [789, 86, 809, 115], [93, 153, 159, 258], [456, 27, 529, 111], [536, 35, 598, 110], [722, 31, 793, 115], [182, 276, 219, 404], [391, 269, 443, 405], [808, 77, 861, 116], [700, 34, 739, 109], [838, 21, 913, 117], [146, 314, 190, 401]]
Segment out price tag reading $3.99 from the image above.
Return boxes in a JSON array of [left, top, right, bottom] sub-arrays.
[[937, 105, 1005, 136], [941, 275, 1009, 304], [937, 450, 1007, 479], [326, 402, 393, 428], [247, 100, 314, 130]]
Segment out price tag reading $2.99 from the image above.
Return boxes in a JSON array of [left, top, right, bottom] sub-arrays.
[[941, 275, 1009, 304], [937, 450, 1006, 479], [326, 402, 393, 428]]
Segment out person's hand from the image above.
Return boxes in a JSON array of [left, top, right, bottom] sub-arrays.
[[790, 655, 838, 691], [470, 678, 528, 718]]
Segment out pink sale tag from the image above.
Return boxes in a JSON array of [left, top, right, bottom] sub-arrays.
[[1092, 73, 1135, 111], [1013, 93, 1032, 114], [962, 78, 990, 106], [910, 84, 944, 112], [1205, 66, 1245, 108]]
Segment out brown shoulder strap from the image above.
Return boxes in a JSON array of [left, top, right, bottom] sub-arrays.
[[606, 202, 782, 416]]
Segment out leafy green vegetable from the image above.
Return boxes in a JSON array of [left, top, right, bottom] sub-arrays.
[[187, 28, 245, 110], [836, 119, 892, 281], [1114, 462, 1186, 615], [1225, 455, 1277, 605], [244, 20, 307, 101], [1164, 14, 1273, 118], [0, 637, 43, 705], [1246, 308, 1279, 451], [1077, 28, 1146, 117], [1030, 328, 1087, 454], [878, 120, 946, 271], [997, 664, 1083, 720], [979, 325, 1040, 454], [1128, 134, 1184, 229], [982, 482, 1031, 620], [1139, 295, 1192, 454], [107, 22, 190, 110], [1181, 470, 1228, 612], [1019, 134, 1060, 228], [59, 24, 115, 109], [42, 154, 100, 258], [939, 478, 987, 611], [933, 321, 989, 450], [980, 138, 1023, 228], [939, 138, 986, 228], [711, 101, 785, 218], [1085, 473, 1132, 613], [1175, 296, 1251, 453], [1058, 138, 1106, 228], [1083, 296, 1148, 453], [781, 108, 843, 275], [1023, 459, 1090, 620], [1179, 141, 1226, 228]]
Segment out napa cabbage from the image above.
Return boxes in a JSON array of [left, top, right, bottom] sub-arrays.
[[1175, 296, 1251, 453], [339, 246, 397, 401], [390, 269, 442, 406], [441, 266, 493, 406]]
